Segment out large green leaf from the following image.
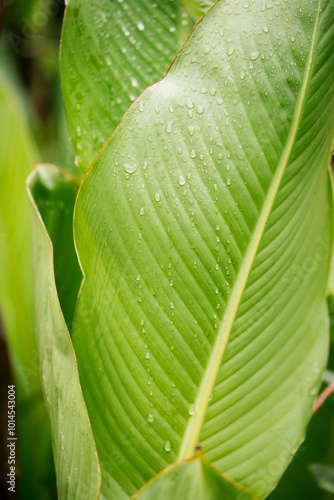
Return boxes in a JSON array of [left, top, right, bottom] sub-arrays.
[[0, 75, 56, 498], [30, 164, 82, 329], [72, 0, 334, 498], [27, 165, 100, 500], [61, 0, 215, 172], [132, 455, 254, 500]]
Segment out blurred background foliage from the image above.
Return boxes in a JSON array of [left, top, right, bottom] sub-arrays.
[[0, 0, 333, 498]]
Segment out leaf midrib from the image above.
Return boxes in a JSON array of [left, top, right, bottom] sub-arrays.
[[177, 0, 322, 460]]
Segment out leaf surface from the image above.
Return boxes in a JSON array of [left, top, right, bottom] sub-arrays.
[[61, 0, 214, 171], [73, 0, 334, 498], [0, 75, 56, 498], [27, 165, 100, 500], [132, 455, 254, 500]]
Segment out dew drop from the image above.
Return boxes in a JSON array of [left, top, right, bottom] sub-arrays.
[[188, 125, 195, 136], [131, 77, 139, 88], [188, 404, 195, 416], [124, 163, 137, 174], [137, 22, 145, 31], [155, 193, 161, 202], [164, 440, 171, 452], [178, 175, 186, 186], [250, 51, 259, 60], [147, 414, 154, 423]]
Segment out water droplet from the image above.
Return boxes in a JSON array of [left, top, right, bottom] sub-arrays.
[[155, 193, 161, 202], [178, 175, 186, 186], [188, 126, 195, 136], [186, 98, 194, 109], [170, 302, 174, 309], [147, 414, 154, 422], [164, 440, 171, 452], [137, 22, 145, 31], [124, 163, 137, 174], [227, 178, 231, 185], [140, 207, 145, 215], [131, 77, 139, 88], [146, 352, 150, 359], [188, 404, 195, 416], [190, 150, 196, 158], [250, 51, 259, 60], [263, 26, 269, 33]]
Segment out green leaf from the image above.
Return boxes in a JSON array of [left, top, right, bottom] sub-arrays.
[[30, 164, 82, 329], [60, 0, 195, 172], [27, 164, 101, 500], [0, 75, 56, 498], [132, 455, 255, 500], [0, 75, 37, 394], [72, 0, 334, 498], [181, 0, 217, 20], [309, 464, 334, 494]]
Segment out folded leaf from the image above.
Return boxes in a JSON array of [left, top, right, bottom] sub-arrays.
[[132, 455, 254, 500], [27, 165, 100, 500], [60, 0, 196, 171], [72, 0, 334, 498], [30, 164, 82, 329]]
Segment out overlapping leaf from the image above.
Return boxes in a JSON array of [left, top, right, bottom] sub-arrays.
[[27, 165, 100, 500], [132, 455, 254, 500], [72, 0, 334, 498], [61, 0, 214, 171]]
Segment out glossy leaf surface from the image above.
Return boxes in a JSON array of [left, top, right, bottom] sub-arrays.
[[73, 0, 334, 498], [61, 0, 204, 171], [28, 165, 100, 500]]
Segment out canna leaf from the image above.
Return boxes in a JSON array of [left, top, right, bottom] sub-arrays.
[[27, 165, 100, 500], [0, 75, 56, 498], [30, 164, 82, 329], [131, 455, 254, 500], [72, 0, 334, 498], [61, 0, 215, 172]]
